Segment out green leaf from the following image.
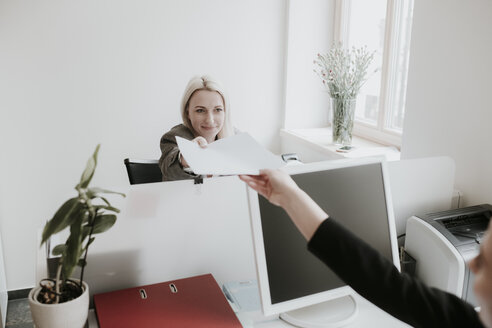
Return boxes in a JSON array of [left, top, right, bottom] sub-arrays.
[[62, 214, 84, 279], [81, 225, 94, 244], [94, 204, 120, 213], [91, 214, 117, 234], [87, 187, 126, 198], [81, 226, 90, 242], [87, 236, 95, 247], [81, 211, 90, 225], [52, 244, 66, 256], [81, 213, 116, 241], [96, 196, 110, 206], [80, 236, 96, 255], [77, 144, 100, 189], [41, 198, 82, 246]]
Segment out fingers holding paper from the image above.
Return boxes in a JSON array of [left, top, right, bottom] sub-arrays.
[[239, 173, 271, 200], [240, 169, 327, 241], [180, 137, 209, 168], [175, 133, 285, 176], [192, 136, 209, 148], [239, 169, 298, 207]]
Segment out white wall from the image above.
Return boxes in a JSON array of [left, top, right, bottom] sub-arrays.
[[401, 0, 492, 206], [0, 0, 287, 290], [284, 0, 335, 129]]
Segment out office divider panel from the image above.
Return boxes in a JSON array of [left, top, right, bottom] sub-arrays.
[[36, 157, 456, 309], [58, 176, 256, 302]]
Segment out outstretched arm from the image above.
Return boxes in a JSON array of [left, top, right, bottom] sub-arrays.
[[241, 169, 483, 328], [239, 169, 327, 240]]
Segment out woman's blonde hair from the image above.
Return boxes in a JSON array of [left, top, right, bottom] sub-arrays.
[[180, 75, 234, 139]]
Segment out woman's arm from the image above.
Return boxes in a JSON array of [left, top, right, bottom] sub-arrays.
[[159, 138, 193, 181], [309, 218, 482, 328], [239, 169, 326, 240], [240, 169, 483, 328], [158, 125, 196, 181]]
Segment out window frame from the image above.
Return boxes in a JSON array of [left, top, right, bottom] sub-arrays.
[[333, 0, 413, 148]]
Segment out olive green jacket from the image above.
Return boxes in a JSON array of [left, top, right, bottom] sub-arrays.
[[158, 124, 197, 181]]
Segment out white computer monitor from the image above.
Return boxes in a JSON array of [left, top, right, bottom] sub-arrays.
[[247, 158, 400, 327]]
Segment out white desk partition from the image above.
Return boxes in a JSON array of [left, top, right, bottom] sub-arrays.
[[36, 165, 446, 328], [76, 176, 257, 301], [79, 174, 411, 328], [38, 157, 457, 294]]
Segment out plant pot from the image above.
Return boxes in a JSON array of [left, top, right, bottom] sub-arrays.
[[28, 281, 89, 328]]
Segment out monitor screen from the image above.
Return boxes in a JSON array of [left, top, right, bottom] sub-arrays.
[[247, 158, 400, 316]]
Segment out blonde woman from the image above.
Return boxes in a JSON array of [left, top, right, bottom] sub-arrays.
[[159, 75, 235, 181]]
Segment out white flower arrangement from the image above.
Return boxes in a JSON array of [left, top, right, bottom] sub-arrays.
[[314, 44, 375, 99]]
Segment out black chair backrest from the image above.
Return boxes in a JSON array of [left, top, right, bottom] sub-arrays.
[[124, 158, 162, 185]]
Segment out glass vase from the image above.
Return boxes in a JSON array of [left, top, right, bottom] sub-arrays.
[[330, 97, 356, 146]]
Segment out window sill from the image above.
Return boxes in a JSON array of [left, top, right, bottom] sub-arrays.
[[280, 127, 401, 162]]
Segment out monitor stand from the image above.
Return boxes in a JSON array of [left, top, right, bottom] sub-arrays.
[[279, 294, 358, 328]]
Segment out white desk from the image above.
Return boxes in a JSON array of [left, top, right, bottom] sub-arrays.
[[237, 294, 411, 327], [37, 173, 442, 328], [87, 294, 410, 327]]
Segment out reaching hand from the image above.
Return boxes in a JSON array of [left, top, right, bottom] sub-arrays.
[[239, 169, 299, 207], [240, 169, 327, 240], [180, 136, 208, 168], [192, 136, 208, 148]]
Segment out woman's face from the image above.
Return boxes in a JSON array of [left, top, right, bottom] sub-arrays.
[[187, 89, 225, 143], [469, 225, 492, 327]]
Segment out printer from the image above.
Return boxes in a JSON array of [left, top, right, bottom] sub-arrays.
[[405, 204, 491, 307]]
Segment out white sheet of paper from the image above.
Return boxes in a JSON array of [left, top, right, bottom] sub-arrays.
[[176, 133, 285, 175]]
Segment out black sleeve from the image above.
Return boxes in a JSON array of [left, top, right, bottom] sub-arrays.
[[307, 219, 483, 328]]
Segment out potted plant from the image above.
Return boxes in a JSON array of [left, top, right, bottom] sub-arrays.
[[28, 145, 125, 328], [314, 43, 375, 146]]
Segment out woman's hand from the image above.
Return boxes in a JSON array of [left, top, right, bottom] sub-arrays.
[[192, 136, 209, 147], [240, 169, 327, 240], [179, 136, 208, 168], [239, 169, 299, 207]]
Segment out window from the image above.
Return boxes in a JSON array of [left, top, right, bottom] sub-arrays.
[[335, 0, 414, 146]]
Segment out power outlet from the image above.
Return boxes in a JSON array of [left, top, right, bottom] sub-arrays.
[[451, 189, 463, 209]]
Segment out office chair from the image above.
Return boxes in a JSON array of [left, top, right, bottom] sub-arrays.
[[124, 158, 163, 185]]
